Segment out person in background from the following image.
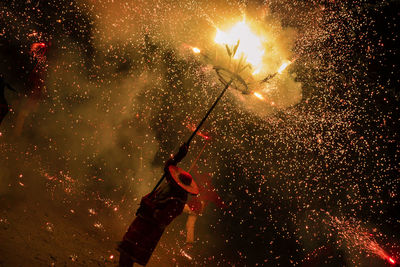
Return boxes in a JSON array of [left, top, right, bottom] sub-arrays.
[[14, 41, 48, 135], [180, 164, 226, 260], [0, 76, 17, 126]]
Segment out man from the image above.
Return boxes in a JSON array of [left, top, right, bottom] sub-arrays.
[[0, 76, 16, 126], [180, 165, 226, 259], [14, 42, 48, 135], [118, 144, 199, 266]]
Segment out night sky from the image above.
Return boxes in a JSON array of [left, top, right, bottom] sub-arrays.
[[0, 0, 399, 266]]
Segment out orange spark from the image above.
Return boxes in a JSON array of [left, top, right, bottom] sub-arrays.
[[253, 92, 265, 100], [192, 47, 201, 54], [277, 61, 291, 74]]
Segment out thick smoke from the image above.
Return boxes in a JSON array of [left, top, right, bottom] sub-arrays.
[[0, 0, 398, 266]]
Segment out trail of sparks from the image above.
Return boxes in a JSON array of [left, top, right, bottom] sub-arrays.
[[325, 212, 395, 265]]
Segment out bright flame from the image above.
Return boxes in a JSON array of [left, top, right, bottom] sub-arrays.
[[388, 257, 395, 264], [192, 47, 201, 54], [215, 20, 265, 74], [253, 92, 265, 100], [277, 61, 291, 74]]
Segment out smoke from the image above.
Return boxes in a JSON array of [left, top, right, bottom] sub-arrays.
[[1, 0, 398, 266]]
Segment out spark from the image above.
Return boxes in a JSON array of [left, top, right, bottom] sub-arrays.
[[88, 208, 97, 215], [192, 47, 201, 54], [253, 92, 265, 100], [327, 214, 394, 265], [277, 61, 291, 74], [93, 222, 103, 229], [215, 20, 264, 74], [186, 123, 210, 140], [180, 249, 193, 261]]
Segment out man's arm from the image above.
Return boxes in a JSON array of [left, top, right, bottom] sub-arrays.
[[164, 143, 188, 169]]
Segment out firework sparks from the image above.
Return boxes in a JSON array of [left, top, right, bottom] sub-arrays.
[[186, 122, 211, 140], [277, 60, 291, 74], [326, 213, 395, 265], [0, 1, 397, 266], [192, 47, 201, 54], [215, 19, 265, 74], [253, 92, 265, 100]]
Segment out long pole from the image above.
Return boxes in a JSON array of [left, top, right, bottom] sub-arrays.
[[150, 79, 233, 193], [186, 79, 232, 146]]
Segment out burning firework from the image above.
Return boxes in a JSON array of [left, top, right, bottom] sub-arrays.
[[215, 19, 265, 75], [192, 47, 201, 54], [325, 212, 396, 266], [1, 1, 397, 266]]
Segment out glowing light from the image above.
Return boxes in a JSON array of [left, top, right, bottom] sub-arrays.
[[253, 92, 265, 100], [327, 213, 395, 266], [93, 222, 103, 229], [215, 20, 265, 74], [277, 61, 291, 74], [180, 249, 193, 260], [186, 123, 210, 140], [192, 47, 201, 54]]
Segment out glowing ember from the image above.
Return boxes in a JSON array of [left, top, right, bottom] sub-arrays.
[[215, 20, 265, 74], [253, 92, 265, 100], [327, 213, 394, 265], [277, 61, 291, 74], [93, 222, 103, 229], [192, 47, 201, 54], [186, 123, 210, 140]]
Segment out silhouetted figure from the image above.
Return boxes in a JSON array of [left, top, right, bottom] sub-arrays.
[[180, 165, 226, 260], [14, 42, 48, 135], [0, 76, 16, 126], [118, 144, 199, 267]]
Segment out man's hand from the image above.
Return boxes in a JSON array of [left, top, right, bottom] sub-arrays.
[[175, 143, 188, 161], [164, 143, 189, 168]]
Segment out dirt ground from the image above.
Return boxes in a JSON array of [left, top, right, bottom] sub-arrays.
[[0, 177, 197, 266], [0, 145, 200, 267]]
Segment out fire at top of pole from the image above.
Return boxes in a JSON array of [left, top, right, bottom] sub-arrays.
[[210, 18, 298, 104], [214, 19, 265, 75]]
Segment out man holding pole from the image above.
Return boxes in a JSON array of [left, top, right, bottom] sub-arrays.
[[118, 72, 233, 267], [118, 144, 199, 267]]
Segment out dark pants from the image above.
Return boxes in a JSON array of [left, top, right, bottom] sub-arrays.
[[118, 215, 165, 266], [119, 251, 134, 267]]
